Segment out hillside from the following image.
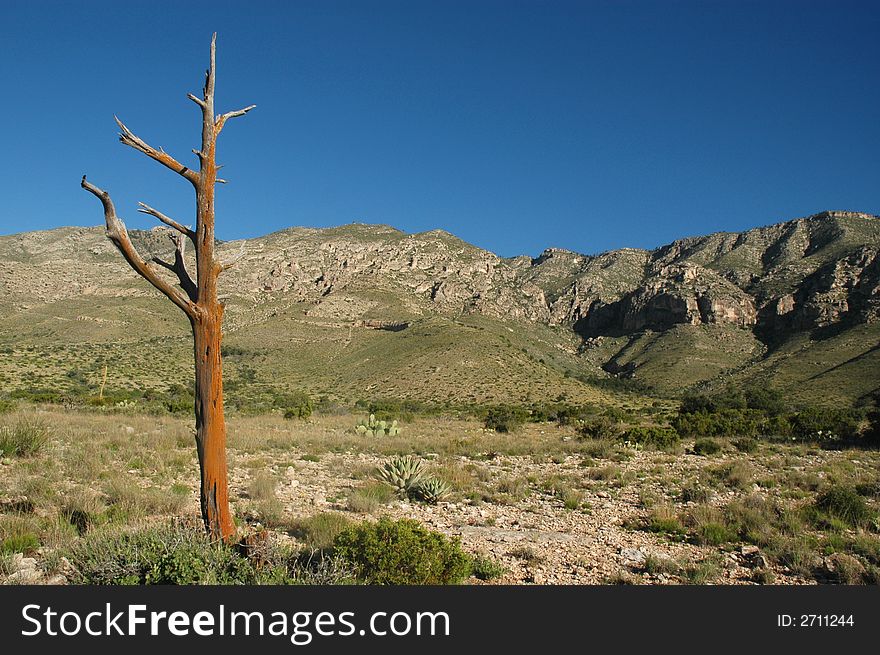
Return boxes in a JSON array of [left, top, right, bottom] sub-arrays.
[[0, 210, 878, 407]]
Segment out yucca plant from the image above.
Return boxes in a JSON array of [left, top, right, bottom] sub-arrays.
[[413, 478, 451, 504], [376, 455, 425, 496]]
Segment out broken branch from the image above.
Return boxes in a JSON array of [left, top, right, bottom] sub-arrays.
[[80, 176, 197, 318], [115, 116, 199, 186], [137, 202, 196, 240], [215, 105, 256, 134]]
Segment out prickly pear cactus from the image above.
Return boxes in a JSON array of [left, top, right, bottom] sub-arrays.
[[355, 414, 401, 438]]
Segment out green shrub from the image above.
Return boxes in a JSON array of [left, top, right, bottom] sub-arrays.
[[673, 409, 763, 438], [622, 425, 679, 448], [484, 406, 528, 433], [732, 437, 758, 453], [695, 522, 735, 546], [814, 486, 873, 528], [0, 399, 15, 414], [577, 416, 620, 440], [790, 407, 860, 443], [278, 390, 313, 420], [288, 513, 352, 551], [645, 506, 686, 536], [347, 482, 395, 514], [67, 523, 290, 585], [744, 386, 785, 415], [692, 438, 722, 456], [332, 517, 471, 585], [0, 417, 50, 457], [469, 554, 506, 580], [679, 483, 712, 503], [0, 514, 44, 555]]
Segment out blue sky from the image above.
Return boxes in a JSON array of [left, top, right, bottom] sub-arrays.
[[0, 0, 877, 257]]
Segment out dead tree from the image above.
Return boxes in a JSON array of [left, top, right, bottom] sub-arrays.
[[81, 34, 255, 541]]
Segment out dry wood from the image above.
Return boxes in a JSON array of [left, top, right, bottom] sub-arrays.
[[81, 33, 254, 542]]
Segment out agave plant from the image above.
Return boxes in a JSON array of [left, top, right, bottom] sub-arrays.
[[376, 455, 425, 496], [412, 477, 451, 504]]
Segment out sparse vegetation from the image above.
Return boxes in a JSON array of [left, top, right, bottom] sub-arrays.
[[692, 438, 722, 456], [0, 417, 49, 457], [331, 517, 472, 585], [483, 406, 528, 433]]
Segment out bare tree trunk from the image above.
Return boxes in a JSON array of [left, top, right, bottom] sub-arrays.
[[82, 34, 255, 543], [192, 309, 235, 540]]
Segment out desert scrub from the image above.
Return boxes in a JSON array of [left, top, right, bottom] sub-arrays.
[[645, 504, 686, 537], [332, 517, 471, 585], [679, 481, 712, 504], [621, 426, 679, 449], [103, 477, 188, 522], [732, 437, 758, 453], [0, 417, 50, 457], [812, 485, 874, 528], [288, 513, 352, 550], [681, 554, 723, 584], [347, 482, 395, 514], [684, 505, 736, 546], [483, 406, 528, 433], [708, 461, 755, 490], [246, 471, 284, 527], [66, 522, 291, 585], [0, 514, 41, 554], [692, 438, 722, 456], [469, 553, 506, 580], [577, 416, 621, 441]]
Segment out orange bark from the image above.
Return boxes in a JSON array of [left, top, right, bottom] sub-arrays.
[[83, 35, 255, 543], [192, 308, 235, 541]]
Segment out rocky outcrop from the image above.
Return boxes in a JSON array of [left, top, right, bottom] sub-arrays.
[[759, 245, 880, 336], [0, 211, 876, 345], [576, 264, 757, 336]]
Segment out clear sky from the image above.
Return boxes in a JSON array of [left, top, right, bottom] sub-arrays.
[[0, 0, 877, 257]]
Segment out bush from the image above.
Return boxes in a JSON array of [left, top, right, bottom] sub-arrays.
[[744, 386, 785, 415], [0, 417, 50, 457], [673, 409, 763, 438], [732, 437, 758, 453], [469, 554, 506, 580], [347, 482, 395, 514], [288, 513, 352, 551], [483, 406, 528, 433], [790, 407, 860, 443], [67, 523, 291, 585], [577, 416, 620, 440], [278, 391, 313, 420], [332, 517, 472, 585], [692, 438, 722, 456], [622, 426, 679, 448], [814, 486, 873, 528]]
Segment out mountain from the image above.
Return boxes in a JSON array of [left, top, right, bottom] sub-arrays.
[[0, 211, 878, 408]]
